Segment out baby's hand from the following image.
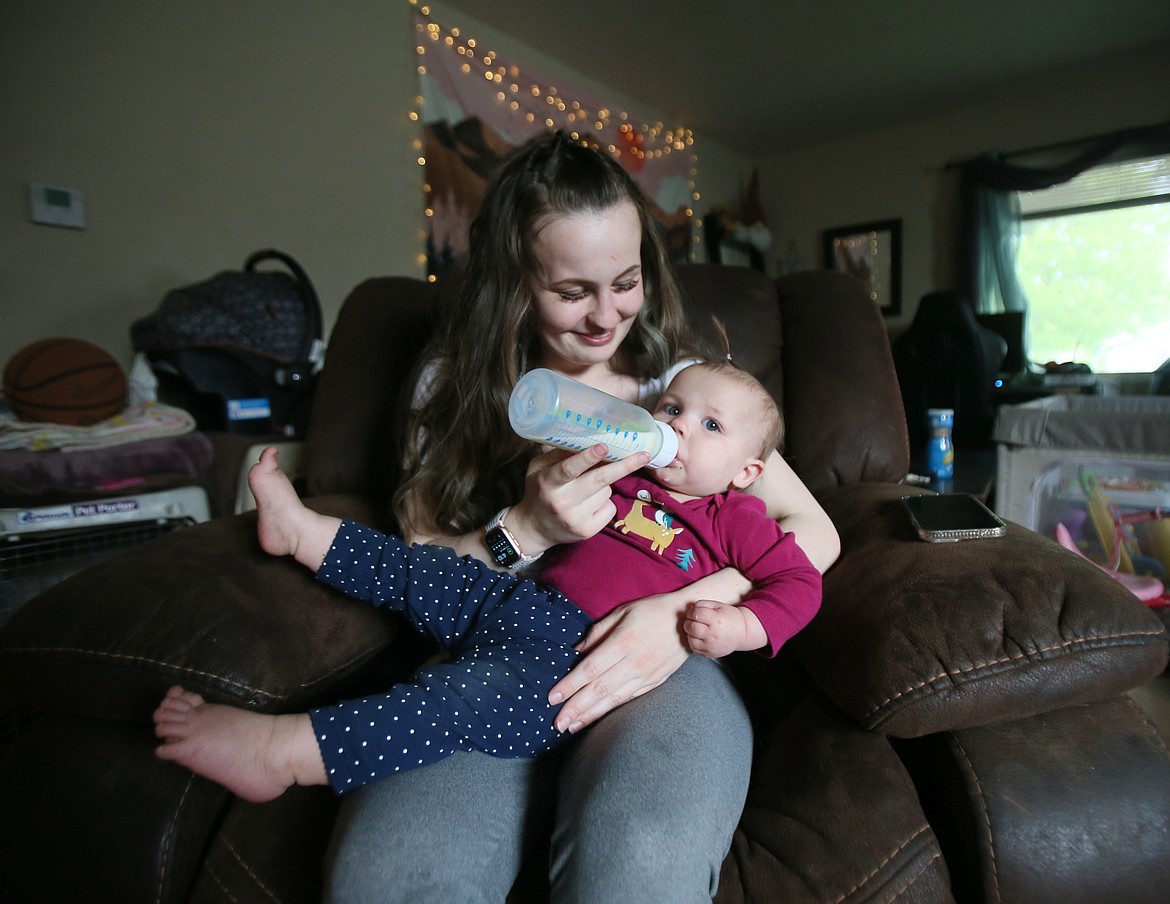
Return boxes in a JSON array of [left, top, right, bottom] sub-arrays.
[[683, 599, 764, 658]]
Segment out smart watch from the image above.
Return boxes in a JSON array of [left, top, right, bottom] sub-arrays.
[[485, 507, 542, 569]]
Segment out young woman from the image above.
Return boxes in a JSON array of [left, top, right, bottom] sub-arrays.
[[323, 131, 840, 903]]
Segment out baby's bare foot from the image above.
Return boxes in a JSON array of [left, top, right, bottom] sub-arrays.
[[153, 685, 325, 802], [248, 446, 309, 558]]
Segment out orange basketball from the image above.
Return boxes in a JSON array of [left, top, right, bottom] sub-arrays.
[[3, 338, 128, 426]]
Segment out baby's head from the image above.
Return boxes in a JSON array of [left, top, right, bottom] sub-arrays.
[[649, 362, 784, 500]]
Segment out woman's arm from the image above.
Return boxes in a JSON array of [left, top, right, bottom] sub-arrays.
[[403, 445, 651, 569], [747, 449, 840, 573], [547, 568, 752, 732]]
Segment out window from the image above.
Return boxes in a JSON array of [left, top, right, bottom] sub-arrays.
[[1014, 155, 1170, 373]]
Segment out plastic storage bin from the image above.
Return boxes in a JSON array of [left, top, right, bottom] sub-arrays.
[[993, 395, 1170, 578], [1027, 457, 1169, 575]]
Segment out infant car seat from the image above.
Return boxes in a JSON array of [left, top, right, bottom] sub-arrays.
[[131, 250, 325, 437]]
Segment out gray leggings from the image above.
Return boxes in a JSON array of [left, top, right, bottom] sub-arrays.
[[323, 654, 752, 904]]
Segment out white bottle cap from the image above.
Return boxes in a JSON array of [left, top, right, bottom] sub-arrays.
[[647, 420, 679, 469]]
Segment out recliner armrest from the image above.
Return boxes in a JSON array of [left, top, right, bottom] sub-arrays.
[[0, 494, 411, 724], [794, 483, 1169, 737]]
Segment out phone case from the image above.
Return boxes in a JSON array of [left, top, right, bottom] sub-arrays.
[[901, 493, 1007, 543]]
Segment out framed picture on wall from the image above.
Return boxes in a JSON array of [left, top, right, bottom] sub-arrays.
[[823, 219, 902, 316]]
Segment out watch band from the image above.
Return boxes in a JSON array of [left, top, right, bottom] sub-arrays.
[[485, 507, 542, 569]]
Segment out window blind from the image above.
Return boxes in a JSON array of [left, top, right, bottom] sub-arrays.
[[1019, 154, 1170, 215]]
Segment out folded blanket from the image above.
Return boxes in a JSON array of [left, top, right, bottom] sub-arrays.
[[0, 401, 195, 453]]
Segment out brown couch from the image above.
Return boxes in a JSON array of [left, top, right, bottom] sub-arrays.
[[2, 265, 1169, 904]]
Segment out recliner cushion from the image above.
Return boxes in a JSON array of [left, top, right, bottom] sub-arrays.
[[894, 695, 1170, 904]]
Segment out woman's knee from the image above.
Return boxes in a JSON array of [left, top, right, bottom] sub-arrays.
[[324, 752, 541, 904], [549, 658, 752, 902]]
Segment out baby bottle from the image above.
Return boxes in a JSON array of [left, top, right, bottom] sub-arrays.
[[508, 368, 678, 468]]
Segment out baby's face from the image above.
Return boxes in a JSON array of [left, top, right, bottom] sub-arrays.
[[648, 367, 765, 500]]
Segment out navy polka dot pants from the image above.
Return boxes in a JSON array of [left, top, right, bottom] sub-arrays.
[[308, 520, 591, 794]]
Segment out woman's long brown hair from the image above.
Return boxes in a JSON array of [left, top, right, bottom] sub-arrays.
[[393, 131, 698, 539]]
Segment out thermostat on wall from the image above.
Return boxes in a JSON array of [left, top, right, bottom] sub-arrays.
[[28, 182, 87, 229]]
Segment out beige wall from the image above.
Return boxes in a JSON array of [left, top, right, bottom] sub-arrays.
[[758, 46, 1170, 341], [0, 1, 750, 371], [9, 1, 1161, 374], [2, 1, 421, 369]]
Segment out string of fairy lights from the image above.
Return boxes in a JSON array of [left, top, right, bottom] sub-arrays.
[[409, 1, 701, 275]]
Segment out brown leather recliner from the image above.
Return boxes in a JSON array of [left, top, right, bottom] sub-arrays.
[[2, 266, 1168, 904]]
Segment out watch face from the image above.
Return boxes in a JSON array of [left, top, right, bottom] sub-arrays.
[[486, 526, 520, 566]]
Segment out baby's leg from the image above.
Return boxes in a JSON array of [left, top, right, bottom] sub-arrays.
[[249, 446, 339, 572], [319, 523, 536, 652], [153, 686, 326, 802], [311, 607, 587, 792]]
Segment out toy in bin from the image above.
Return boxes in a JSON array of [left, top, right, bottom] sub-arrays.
[[1055, 468, 1169, 607]]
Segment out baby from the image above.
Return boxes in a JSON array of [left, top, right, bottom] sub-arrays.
[[153, 361, 821, 801]]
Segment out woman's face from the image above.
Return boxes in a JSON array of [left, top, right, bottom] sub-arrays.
[[527, 200, 645, 374]]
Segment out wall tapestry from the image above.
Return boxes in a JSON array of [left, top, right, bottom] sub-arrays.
[[414, 7, 696, 280]]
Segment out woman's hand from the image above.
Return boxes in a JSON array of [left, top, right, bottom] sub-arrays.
[[547, 569, 753, 732], [547, 593, 689, 733], [508, 445, 650, 555], [401, 445, 648, 568]]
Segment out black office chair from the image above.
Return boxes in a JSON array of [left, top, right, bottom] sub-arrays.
[[892, 290, 1008, 453]]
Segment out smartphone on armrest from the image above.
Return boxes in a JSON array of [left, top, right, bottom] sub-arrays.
[[901, 493, 1007, 543]]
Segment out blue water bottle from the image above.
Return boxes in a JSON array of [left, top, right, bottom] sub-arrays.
[[926, 408, 954, 481]]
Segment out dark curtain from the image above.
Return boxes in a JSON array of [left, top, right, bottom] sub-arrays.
[[957, 121, 1170, 315]]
